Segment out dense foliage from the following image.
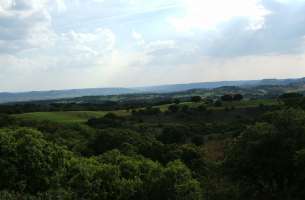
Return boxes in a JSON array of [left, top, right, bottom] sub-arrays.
[[1, 93, 305, 199]]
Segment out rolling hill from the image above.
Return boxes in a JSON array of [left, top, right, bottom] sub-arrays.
[[1, 77, 304, 104]]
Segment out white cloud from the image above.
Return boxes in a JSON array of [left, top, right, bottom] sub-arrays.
[[61, 28, 115, 55], [132, 30, 145, 45], [0, 0, 305, 91], [0, 0, 63, 53], [168, 0, 270, 32], [31, 27, 116, 73], [199, 0, 305, 57], [132, 31, 177, 54], [131, 30, 192, 68], [275, 0, 305, 3], [2, 50, 305, 91], [0, 27, 120, 91], [54, 0, 67, 12], [107, 53, 305, 87]]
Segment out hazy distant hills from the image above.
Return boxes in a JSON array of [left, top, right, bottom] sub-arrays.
[[137, 78, 305, 93], [0, 88, 138, 104], [1, 77, 305, 104]]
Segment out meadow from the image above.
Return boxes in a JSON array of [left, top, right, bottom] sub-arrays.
[[14, 110, 130, 123], [13, 99, 279, 123]]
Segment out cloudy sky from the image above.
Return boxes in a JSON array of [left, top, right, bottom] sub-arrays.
[[1, 0, 305, 91]]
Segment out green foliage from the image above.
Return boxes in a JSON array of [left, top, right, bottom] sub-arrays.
[[0, 127, 202, 199], [4, 92, 305, 199], [157, 124, 190, 144], [174, 99, 181, 104], [225, 109, 305, 199], [233, 94, 243, 101], [162, 144, 207, 177], [168, 104, 180, 113], [191, 96, 202, 103], [88, 128, 152, 155], [87, 113, 126, 129], [0, 114, 15, 127], [161, 160, 202, 200], [65, 150, 203, 200], [214, 100, 222, 107], [221, 94, 233, 102], [279, 93, 303, 108], [221, 94, 243, 102], [0, 128, 65, 194]]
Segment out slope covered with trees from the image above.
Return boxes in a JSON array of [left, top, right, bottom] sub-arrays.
[[0, 92, 305, 199]]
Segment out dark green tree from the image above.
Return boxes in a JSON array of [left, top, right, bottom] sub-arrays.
[[225, 109, 305, 200], [191, 96, 202, 103]]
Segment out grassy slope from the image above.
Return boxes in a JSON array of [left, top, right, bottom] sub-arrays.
[[14, 110, 130, 124], [13, 99, 280, 124]]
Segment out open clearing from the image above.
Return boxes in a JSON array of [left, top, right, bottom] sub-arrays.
[[14, 110, 130, 123], [13, 99, 279, 123]]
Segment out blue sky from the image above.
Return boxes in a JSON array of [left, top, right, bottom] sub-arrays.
[[0, 0, 305, 91]]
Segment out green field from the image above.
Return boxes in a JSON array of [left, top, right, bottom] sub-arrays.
[[13, 99, 279, 123], [14, 110, 130, 123]]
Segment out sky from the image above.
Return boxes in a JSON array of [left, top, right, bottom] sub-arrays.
[[0, 0, 305, 91]]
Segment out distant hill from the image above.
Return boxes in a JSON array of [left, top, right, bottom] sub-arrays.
[[0, 88, 138, 104], [1, 77, 305, 104], [137, 78, 305, 93]]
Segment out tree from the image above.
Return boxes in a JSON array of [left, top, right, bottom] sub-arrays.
[[214, 100, 223, 107], [87, 113, 125, 129], [97, 150, 164, 200], [0, 114, 15, 127], [278, 93, 303, 107], [88, 128, 144, 155], [191, 96, 202, 103], [221, 94, 233, 102], [295, 149, 305, 197], [233, 94, 243, 101], [168, 105, 180, 113], [279, 92, 303, 99], [224, 109, 305, 199], [0, 128, 65, 194], [161, 160, 202, 200], [181, 105, 190, 113], [174, 99, 181, 104], [157, 125, 189, 144], [197, 105, 207, 112]]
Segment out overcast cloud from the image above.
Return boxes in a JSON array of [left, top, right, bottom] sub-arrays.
[[0, 0, 305, 91]]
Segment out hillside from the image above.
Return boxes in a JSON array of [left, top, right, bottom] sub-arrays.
[[1, 77, 305, 104], [23, 81, 305, 106]]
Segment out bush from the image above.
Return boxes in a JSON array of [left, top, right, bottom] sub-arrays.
[[168, 105, 180, 113], [0, 128, 65, 194], [191, 96, 202, 103], [224, 109, 305, 199]]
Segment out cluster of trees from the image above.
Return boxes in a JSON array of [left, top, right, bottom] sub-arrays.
[[1, 92, 305, 199], [279, 92, 305, 108], [225, 108, 305, 199], [0, 98, 180, 115], [221, 94, 243, 102], [0, 128, 202, 199]]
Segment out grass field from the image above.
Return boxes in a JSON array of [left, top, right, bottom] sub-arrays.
[[13, 99, 280, 124], [14, 110, 130, 124]]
